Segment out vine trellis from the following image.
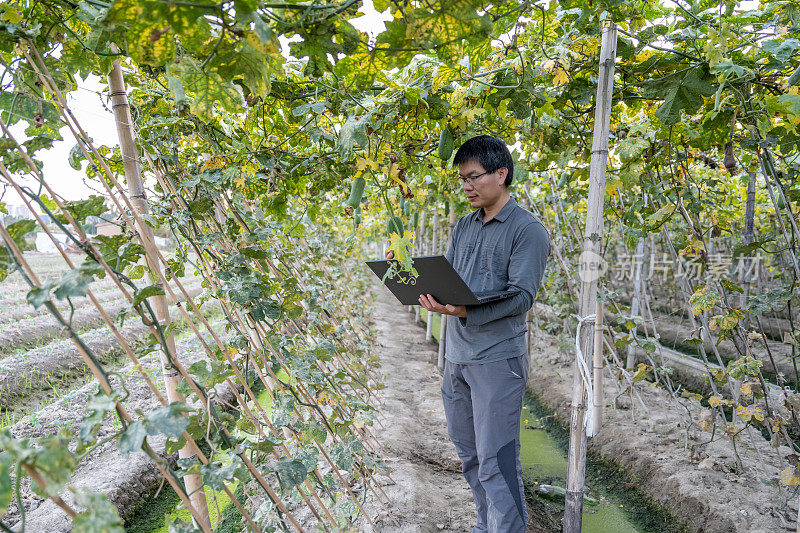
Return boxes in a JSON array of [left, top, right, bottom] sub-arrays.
[[2, 0, 800, 530], [0, 40, 393, 532]]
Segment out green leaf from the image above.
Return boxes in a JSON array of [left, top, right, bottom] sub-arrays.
[[710, 59, 745, 78], [240, 246, 268, 260], [338, 113, 371, 156], [216, 42, 272, 98], [80, 390, 119, 443], [270, 394, 295, 427], [64, 196, 109, 225], [131, 284, 166, 308], [200, 456, 247, 490], [732, 240, 772, 257], [26, 286, 52, 309], [720, 278, 744, 294], [185, 359, 231, 390], [28, 435, 79, 497], [298, 420, 327, 445], [6, 219, 36, 249], [167, 518, 198, 533], [762, 38, 800, 62], [330, 435, 363, 471], [645, 67, 716, 125], [187, 196, 214, 216], [747, 288, 791, 316], [273, 457, 308, 489], [167, 57, 244, 120], [145, 402, 192, 439], [94, 235, 144, 271], [0, 453, 12, 517], [118, 420, 148, 455], [53, 262, 104, 301], [167, 74, 186, 108], [68, 142, 84, 170]]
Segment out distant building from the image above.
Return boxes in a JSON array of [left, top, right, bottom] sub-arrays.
[[9, 205, 30, 218], [95, 222, 123, 237], [36, 231, 69, 253]]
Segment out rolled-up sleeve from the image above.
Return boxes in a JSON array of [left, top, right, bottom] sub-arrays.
[[461, 221, 550, 327]]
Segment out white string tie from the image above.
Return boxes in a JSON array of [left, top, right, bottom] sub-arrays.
[[572, 312, 597, 437]]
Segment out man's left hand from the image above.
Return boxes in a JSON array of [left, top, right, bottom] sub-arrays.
[[418, 294, 467, 318]]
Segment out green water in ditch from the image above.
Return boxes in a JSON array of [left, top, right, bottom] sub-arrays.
[[520, 403, 641, 532], [418, 306, 668, 532]]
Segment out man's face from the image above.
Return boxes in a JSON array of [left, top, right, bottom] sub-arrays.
[[458, 159, 508, 209]]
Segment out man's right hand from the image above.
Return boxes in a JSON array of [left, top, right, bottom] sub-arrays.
[[385, 249, 394, 260]]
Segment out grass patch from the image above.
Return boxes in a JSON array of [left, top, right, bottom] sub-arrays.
[[123, 372, 278, 532], [417, 307, 442, 341], [523, 390, 688, 533]]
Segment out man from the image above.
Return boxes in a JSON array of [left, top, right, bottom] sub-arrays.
[[389, 135, 550, 532]]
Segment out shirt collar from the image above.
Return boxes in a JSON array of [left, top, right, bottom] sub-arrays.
[[470, 196, 517, 224]]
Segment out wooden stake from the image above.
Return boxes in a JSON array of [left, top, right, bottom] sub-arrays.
[[438, 207, 457, 371], [563, 21, 617, 533], [437, 312, 447, 372], [107, 59, 211, 530], [625, 237, 646, 369], [592, 299, 603, 434], [431, 207, 440, 254]]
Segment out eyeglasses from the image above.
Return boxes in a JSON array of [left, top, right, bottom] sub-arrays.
[[457, 170, 492, 186]]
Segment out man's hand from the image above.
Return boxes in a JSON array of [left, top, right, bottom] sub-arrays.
[[418, 293, 467, 318], [385, 249, 394, 260]]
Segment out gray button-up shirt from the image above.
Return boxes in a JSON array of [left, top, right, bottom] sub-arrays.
[[444, 196, 550, 364]]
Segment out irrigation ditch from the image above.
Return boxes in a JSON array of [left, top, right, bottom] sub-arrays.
[[411, 293, 797, 532]]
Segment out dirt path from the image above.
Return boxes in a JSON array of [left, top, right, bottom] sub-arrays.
[[359, 281, 478, 532], [362, 282, 551, 532]]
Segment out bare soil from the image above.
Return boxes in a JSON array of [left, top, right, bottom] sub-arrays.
[[525, 325, 799, 533], [4, 321, 233, 532]]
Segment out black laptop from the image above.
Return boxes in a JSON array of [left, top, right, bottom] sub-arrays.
[[365, 255, 520, 306]]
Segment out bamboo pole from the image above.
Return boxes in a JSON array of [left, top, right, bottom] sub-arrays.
[[426, 209, 439, 342], [437, 207, 458, 370], [415, 211, 426, 323], [625, 236, 646, 369], [431, 207, 440, 254], [563, 21, 617, 533], [107, 59, 211, 530], [437, 313, 447, 372], [592, 298, 603, 433]]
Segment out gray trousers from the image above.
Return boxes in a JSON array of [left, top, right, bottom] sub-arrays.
[[441, 353, 528, 533]]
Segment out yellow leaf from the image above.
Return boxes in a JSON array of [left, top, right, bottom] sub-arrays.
[[740, 382, 752, 397], [202, 155, 226, 171], [451, 115, 467, 131], [780, 466, 800, 486], [387, 230, 415, 265], [356, 157, 380, 173], [461, 108, 485, 121], [553, 69, 570, 85], [242, 163, 257, 176]]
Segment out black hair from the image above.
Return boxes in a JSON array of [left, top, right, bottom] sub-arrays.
[[452, 135, 514, 187]]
